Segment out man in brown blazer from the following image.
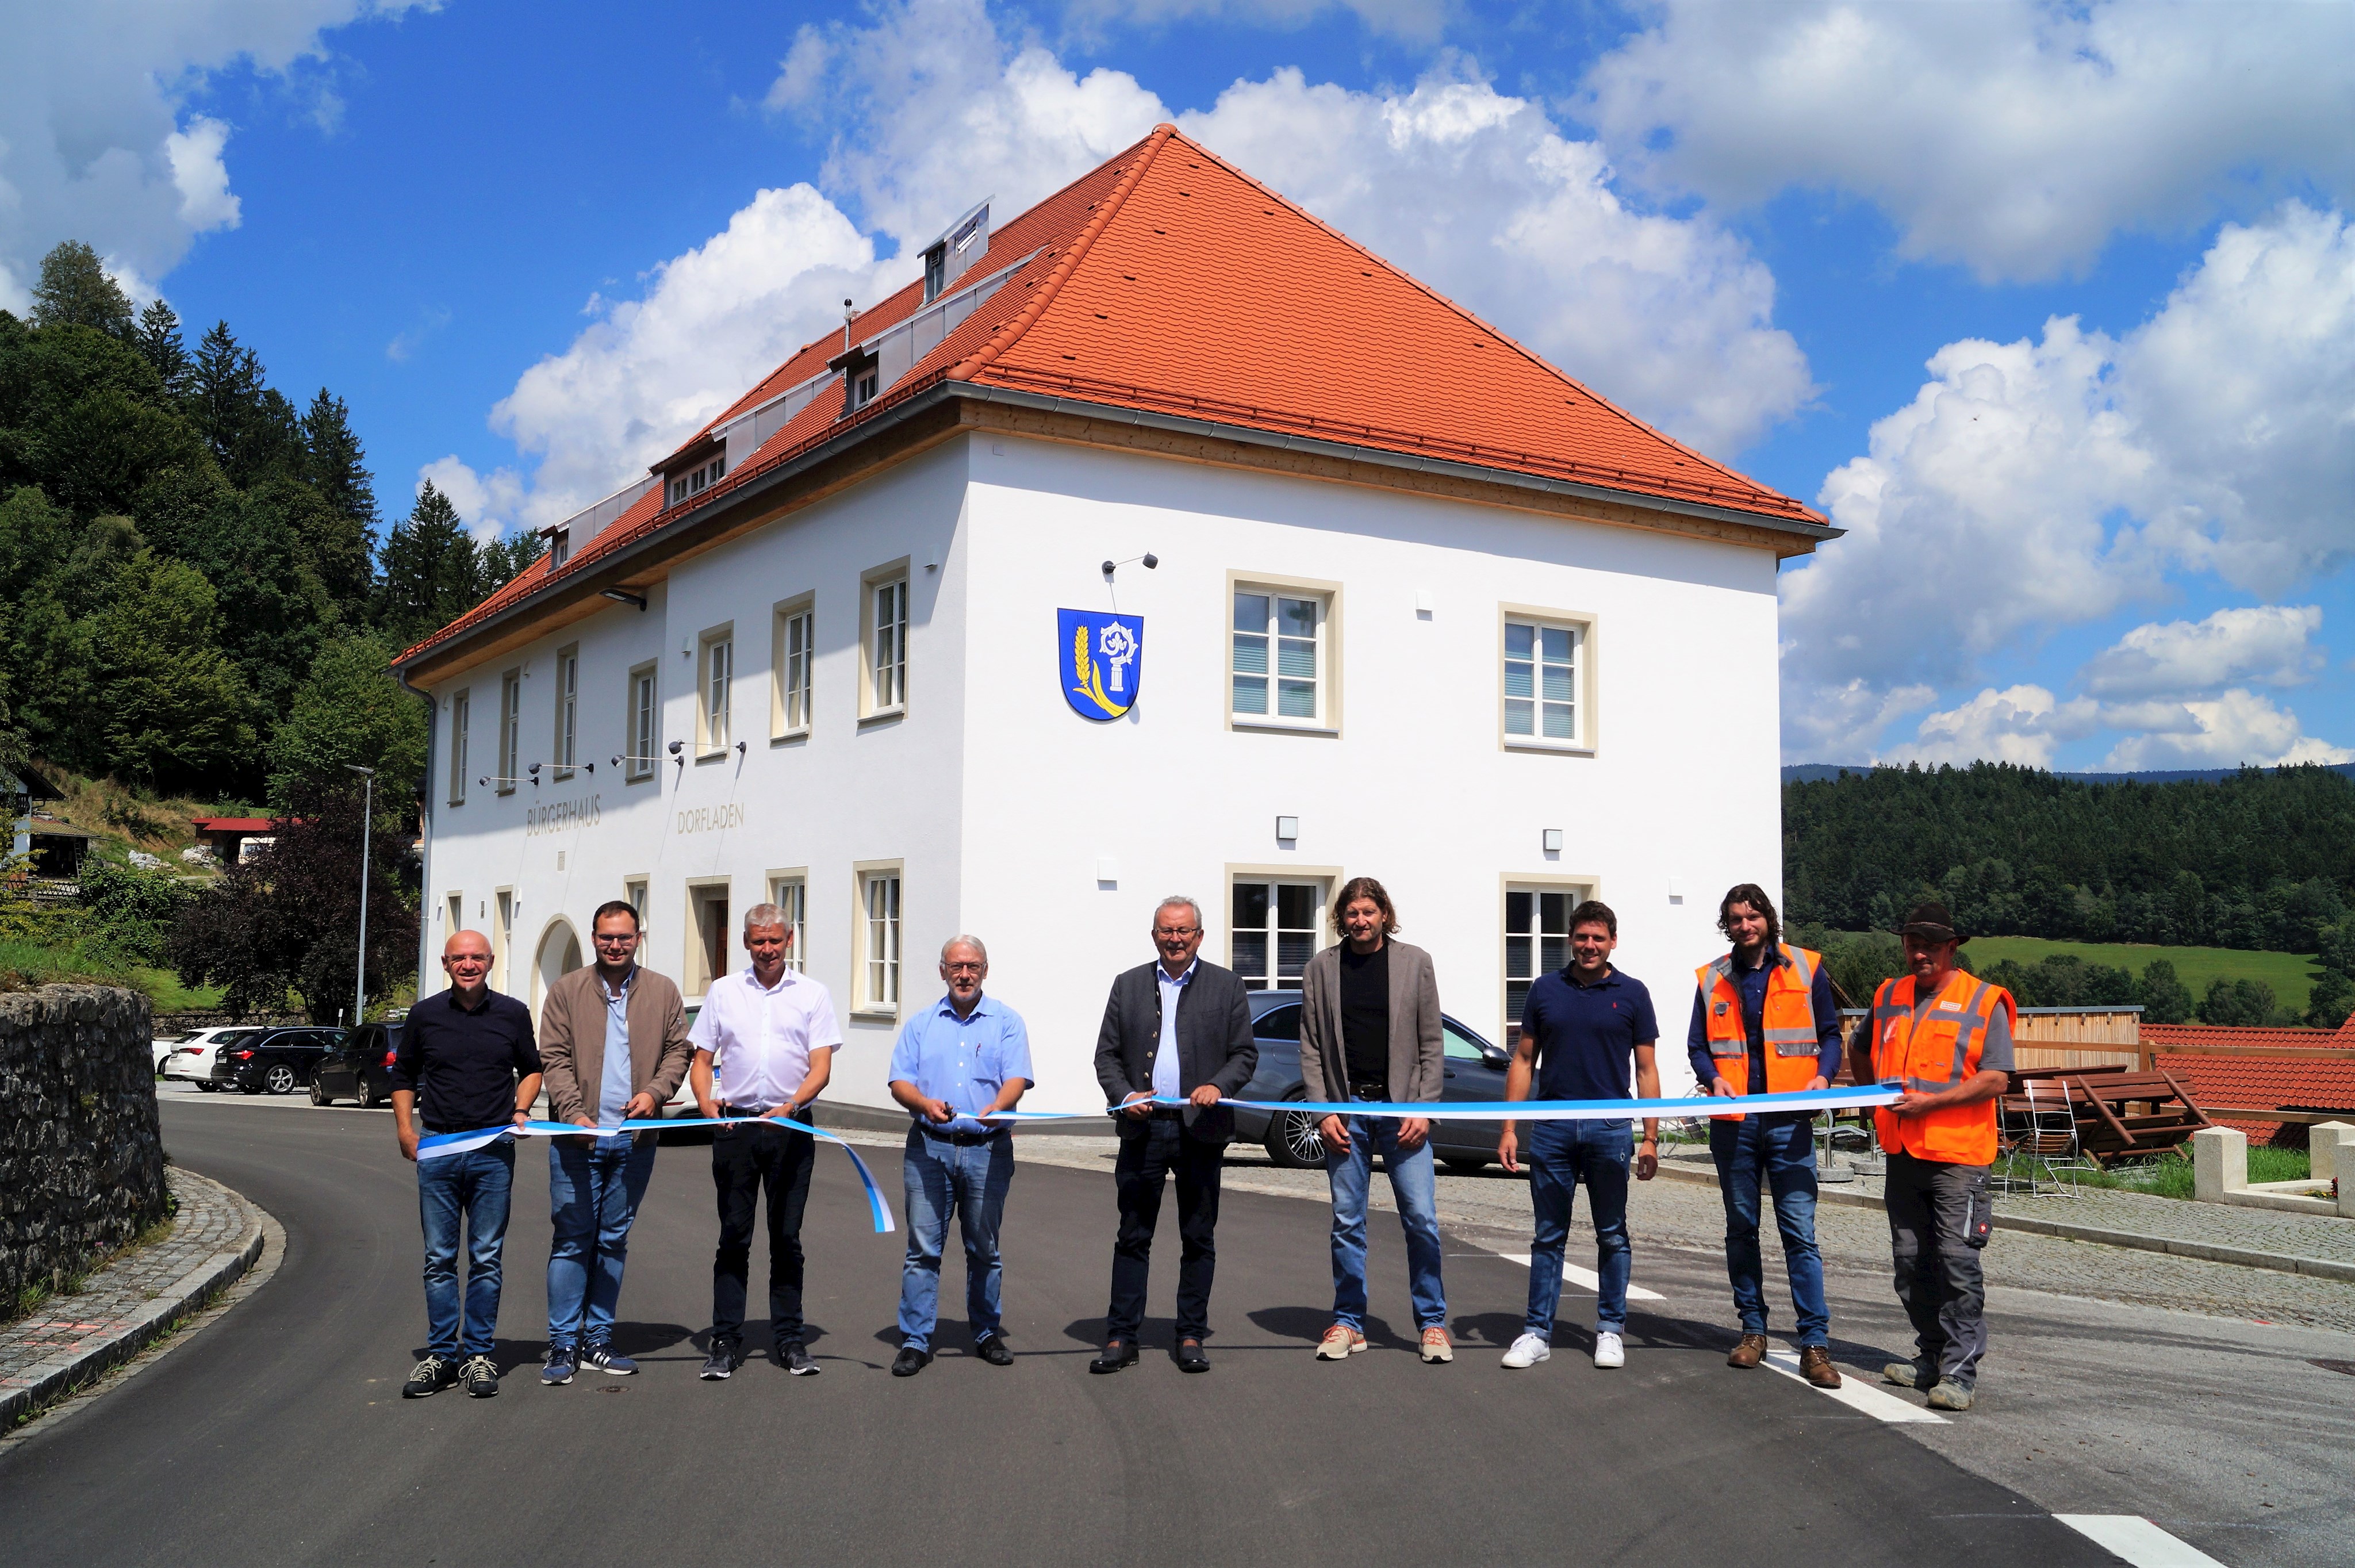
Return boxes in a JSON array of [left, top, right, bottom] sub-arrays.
[[535, 899, 692, 1384], [1298, 876, 1451, 1363]]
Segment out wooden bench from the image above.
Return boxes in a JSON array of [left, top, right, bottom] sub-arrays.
[[2001, 1069, 2215, 1166]]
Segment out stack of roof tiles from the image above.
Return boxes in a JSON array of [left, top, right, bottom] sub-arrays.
[[2144, 1022, 2355, 1146], [400, 123, 1816, 665]]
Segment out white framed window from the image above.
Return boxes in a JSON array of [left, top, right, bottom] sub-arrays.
[[624, 877, 649, 935], [1229, 574, 1339, 731], [446, 892, 463, 944], [768, 871, 807, 973], [668, 455, 725, 507], [553, 646, 578, 774], [850, 366, 880, 410], [447, 690, 470, 805], [1229, 873, 1333, 991], [493, 888, 513, 992], [548, 527, 570, 568], [773, 595, 814, 738], [697, 626, 734, 754], [853, 861, 903, 1015], [496, 672, 521, 793], [1503, 879, 1593, 1044], [860, 562, 910, 719], [1499, 605, 1595, 752], [626, 662, 658, 781]]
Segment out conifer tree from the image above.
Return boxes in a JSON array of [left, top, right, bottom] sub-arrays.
[[375, 481, 484, 644], [30, 241, 135, 338], [136, 298, 191, 398]]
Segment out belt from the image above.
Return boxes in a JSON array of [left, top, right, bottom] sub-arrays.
[[721, 1102, 799, 1121], [916, 1123, 1005, 1146], [1349, 1083, 1390, 1101]]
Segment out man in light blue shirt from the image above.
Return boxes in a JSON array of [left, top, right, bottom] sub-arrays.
[[885, 934, 1032, 1377]]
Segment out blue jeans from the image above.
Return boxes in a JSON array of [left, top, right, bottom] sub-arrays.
[[418, 1138, 515, 1357], [897, 1128, 1014, 1353], [1325, 1112, 1447, 1332], [546, 1135, 658, 1351], [1709, 1115, 1829, 1347], [1524, 1119, 1632, 1339]]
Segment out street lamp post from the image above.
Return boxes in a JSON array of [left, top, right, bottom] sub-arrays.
[[345, 764, 376, 1031]]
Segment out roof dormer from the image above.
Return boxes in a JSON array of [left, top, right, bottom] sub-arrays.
[[920, 199, 990, 303]]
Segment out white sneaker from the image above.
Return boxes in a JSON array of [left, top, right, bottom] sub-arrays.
[[1499, 1333, 1551, 1369], [1593, 1331, 1625, 1369]]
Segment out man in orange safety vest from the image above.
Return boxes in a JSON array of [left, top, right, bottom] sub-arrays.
[[1859, 900, 2015, 1413]]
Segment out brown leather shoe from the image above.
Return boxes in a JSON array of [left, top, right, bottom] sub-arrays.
[[1798, 1345, 1843, 1388], [1727, 1333, 1768, 1369]]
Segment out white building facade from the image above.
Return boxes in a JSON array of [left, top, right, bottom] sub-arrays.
[[399, 128, 1832, 1111]]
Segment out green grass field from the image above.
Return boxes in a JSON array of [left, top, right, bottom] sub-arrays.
[[1960, 936, 2322, 1014], [0, 940, 223, 1011]]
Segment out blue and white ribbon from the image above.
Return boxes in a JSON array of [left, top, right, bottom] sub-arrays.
[[962, 1082, 1904, 1124], [415, 1115, 896, 1233]]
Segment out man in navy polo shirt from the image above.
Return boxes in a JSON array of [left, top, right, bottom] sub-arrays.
[[1495, 900, 1659, 1370]]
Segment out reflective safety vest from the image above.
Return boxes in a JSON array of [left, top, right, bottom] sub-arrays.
[[1694, 944, 1825, 1121], [1867, 971, 2015, 1167]]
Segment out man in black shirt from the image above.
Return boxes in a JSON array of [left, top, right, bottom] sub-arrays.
[[390, 930, 543, 1399], [1298, 877, 1449, 1363]]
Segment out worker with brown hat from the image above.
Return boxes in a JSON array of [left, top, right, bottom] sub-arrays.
[[1858, 900, 2016, 1412]]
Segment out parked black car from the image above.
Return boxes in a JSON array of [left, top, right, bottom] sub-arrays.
[[1230, 989, 1514, 1170], [310, 1021, 404, 1109], [213, 1026, 345, 1095]]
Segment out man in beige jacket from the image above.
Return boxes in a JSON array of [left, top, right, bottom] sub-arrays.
[[535, 900, 692, 1384], [1298, 876, 1451, 1363]]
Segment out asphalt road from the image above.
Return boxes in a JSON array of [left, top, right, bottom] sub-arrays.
[[0, 1098, 2319, 1567]]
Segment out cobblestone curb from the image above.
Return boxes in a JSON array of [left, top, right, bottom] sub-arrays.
[[0, 1167, 265, 1429], [1649, 1155, 2355, 1284]]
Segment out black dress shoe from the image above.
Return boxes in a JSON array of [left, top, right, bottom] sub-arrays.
[[1089, 1339, 1139, 1374], [975, 1335, 1014, 1367], [1175, 1339, 1210, 1373], [891, 1346, 930, 1377]]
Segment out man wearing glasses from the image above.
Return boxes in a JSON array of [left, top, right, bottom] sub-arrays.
[[885, 936, 1033, 1377], [534, 900, 692, 1385], [1090, 896, 1259, 1374]]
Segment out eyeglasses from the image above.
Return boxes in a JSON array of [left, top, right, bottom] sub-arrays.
[[1153, 926, 1200, 938], [593, 932, 637, 945]]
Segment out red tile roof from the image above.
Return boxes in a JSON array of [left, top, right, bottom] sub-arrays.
[[398, 125, 1821, 668], [2142, 1023, 2339, 1054]]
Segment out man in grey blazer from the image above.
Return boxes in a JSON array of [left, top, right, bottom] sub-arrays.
[[1298, 876, 1451, 1363], [1090, 895, 1259, 1374]]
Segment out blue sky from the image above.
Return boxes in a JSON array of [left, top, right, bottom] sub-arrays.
[[5, 0, 2350, 770]]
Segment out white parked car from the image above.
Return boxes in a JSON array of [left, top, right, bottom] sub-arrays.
[[162, 1027, 261, 1091]]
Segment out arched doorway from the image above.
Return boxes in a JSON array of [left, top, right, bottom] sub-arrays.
[[532, 918, 583, 1012]]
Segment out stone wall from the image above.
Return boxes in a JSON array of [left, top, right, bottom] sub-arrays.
[[1, 985, 167, 1305]]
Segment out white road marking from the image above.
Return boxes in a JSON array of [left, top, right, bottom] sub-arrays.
[[2053, 1516, 2226, 1567], [1759, 1348, 1947, 1424], [1499, 1254, 1666, 1301]]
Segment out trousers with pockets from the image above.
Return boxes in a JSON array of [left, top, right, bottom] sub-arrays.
[[1883, 1149, 1990, 1386]]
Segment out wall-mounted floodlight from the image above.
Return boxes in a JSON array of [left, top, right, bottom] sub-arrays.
[[667, 739, 684, 757], [527, 763, 542, 788], [1543, 829, 1563, 853], [1276, 815, 1299, 841], [600, 588, 648, 611], [1100, 552, 1160, 580]]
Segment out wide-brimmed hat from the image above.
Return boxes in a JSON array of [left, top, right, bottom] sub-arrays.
[[1895, 899, 1966, 944]]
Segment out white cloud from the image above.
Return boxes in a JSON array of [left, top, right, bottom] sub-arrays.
[[1058, 0, 1450, 45], [1896, 685, 2103, 769], [2100, 690, 2355, 772], [767, 0, 1812, 456], [488, 183, 890, 534], [2080, 605, 2326, 700], [1781, 677, 1935, 764], [0, 1, 428, 307], [1582, 0, 2355, 282], [1779, 202, 2355, 759], [417, 457, 523, 545]]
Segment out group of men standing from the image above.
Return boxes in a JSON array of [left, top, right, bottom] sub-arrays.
[[385, 879, 2012, 1417]]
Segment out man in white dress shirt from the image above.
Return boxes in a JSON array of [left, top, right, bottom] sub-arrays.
[[689, 903, 842, 1380]]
